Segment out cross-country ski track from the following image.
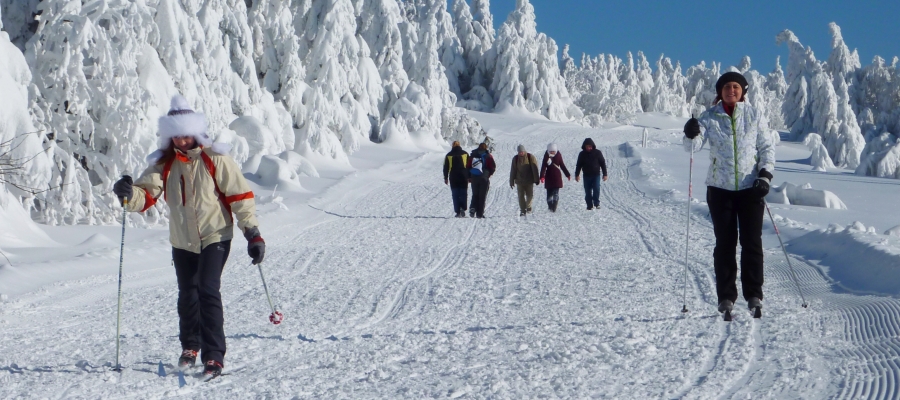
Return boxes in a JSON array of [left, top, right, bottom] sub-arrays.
[[2, 115, 899, 398]]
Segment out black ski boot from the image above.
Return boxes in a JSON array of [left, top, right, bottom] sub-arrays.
[[748, 297, 762, 318], [718, 300, 734, 321], [469, 208, 475, 218], [178, 349, 198, 368], [202, 360, 223, 380]]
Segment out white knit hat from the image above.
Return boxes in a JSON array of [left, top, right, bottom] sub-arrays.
[[147, 95, 229, 162], [547, 143, 558, 152]]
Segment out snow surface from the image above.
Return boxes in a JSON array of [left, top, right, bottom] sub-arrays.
[[2, 114, 900, 398]]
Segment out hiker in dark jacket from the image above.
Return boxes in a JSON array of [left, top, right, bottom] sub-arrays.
[[466, 142, 496, 218], [443, 141, 470, 217], [574, 138, 608, 210], [509, 144, 540, 216], [539, 143, 571, 212]]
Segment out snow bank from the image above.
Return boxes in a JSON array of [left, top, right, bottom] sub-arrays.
[[886, 225, 900, 237], [790, 224, 900, 296], [0, 189, 55, 248], [246, 155, 304, 192], [765, 181, 847, 209]]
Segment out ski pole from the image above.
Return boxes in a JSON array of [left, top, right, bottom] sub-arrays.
[[257, 263, 284, 325], [764, 202, 809, 308], [681, 140, 695, 313], [114, 197, 127, 372]]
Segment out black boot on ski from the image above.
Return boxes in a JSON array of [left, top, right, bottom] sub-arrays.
[[202, 360, 223, 379], [717, 300, 734, 313], [178, 349, 198, 368], [718, 300, 734, 321], [748, 297, 762, 318]]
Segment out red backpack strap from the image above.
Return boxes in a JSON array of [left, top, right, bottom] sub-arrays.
[[162, 158, 174, 195], [141, 158, 174, 212], [200, 151, 233, 222]]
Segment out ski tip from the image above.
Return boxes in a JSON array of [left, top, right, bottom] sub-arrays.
[[177, 371, 187, 388], [723, 310, 732, 322], [158, 361, 167, 377]]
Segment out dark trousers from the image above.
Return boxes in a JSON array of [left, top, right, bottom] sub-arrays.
[[173, 240, 231, 364], [451, 186, 468, 214], [582, 175, 601, 207], [546, 188, 559, 210], [469, 176, 490, 217], [707, 186, 765, 303]]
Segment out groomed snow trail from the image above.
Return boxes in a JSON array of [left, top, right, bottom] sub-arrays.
[[1, 116, 899, 398]]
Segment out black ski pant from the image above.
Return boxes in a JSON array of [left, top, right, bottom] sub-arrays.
[[173, 240, 231, 364], [546, 188, 559, 210], [707, 186, 765, 304], [469, 176, 490, 217], [582, 175, 601, 207], [450, 186, 468, 214]]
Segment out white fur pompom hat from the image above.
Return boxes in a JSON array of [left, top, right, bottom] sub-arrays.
[[147, 95, 229, 162]]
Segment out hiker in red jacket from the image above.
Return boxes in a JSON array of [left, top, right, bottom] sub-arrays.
[[539, 143, 571, 212]]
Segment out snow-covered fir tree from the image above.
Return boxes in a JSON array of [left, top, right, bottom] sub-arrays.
[[355, 0, 411, 134], [491, 0, 577, 121], [451, 0, 494, 111], [826, 22, 861, 113], [777, 29, 817, 140], [765, 57, 788, 129]]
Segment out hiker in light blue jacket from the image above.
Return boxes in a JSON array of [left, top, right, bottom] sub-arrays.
[[683, 72, 776, 317]]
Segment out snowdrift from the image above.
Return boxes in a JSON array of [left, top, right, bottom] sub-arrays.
[[765, 181, 847, 209], [790, 223, 900, 296]]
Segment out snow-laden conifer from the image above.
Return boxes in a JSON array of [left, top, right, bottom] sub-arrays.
[[491, 0, 575, 121], [765, 57, 787, 129], [294, 0, 382, 160], [356, 0, 411, 126], [777, 30, 821, 140], [451, 0, 493, 111], [826, 23, 861, 112], [804, 133, 836, 171]]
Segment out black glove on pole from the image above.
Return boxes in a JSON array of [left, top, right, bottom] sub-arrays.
[[113, 175, 133, 202], [684, 114, 700, 139], [753, 168, 773, 198], [244, 227, 266, 265]]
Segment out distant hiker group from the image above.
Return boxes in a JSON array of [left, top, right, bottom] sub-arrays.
[[443, 138, 608, 218]]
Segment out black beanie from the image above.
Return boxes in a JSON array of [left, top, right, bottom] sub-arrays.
[[715, 72, 749, 95]]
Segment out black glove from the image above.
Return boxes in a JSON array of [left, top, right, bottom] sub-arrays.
[[752, 169, 773, 198], [113, 175, 133, 202], [684, 117, 700, 139], [244, 227, 266, 265]]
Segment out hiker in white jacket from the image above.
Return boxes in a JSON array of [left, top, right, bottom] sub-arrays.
[[683, 72, 776, 316]]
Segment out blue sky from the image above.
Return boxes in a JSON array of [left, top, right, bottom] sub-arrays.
[[488, 0, 900, 72]]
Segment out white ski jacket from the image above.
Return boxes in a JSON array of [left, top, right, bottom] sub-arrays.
[[683, 102, 775, 191]]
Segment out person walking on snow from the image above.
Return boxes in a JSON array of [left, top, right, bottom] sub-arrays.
[[466, 141, 496, 218], [539, 143, 571, 212], [112, 95, 265, 379], [509, 144, 540, 216], [443, 141, 470, 218], [574, 138, 608, 210], [682, 71, 775, 317]]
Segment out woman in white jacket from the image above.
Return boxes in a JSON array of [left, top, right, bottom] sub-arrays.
[[683, 72, 775, 318]]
